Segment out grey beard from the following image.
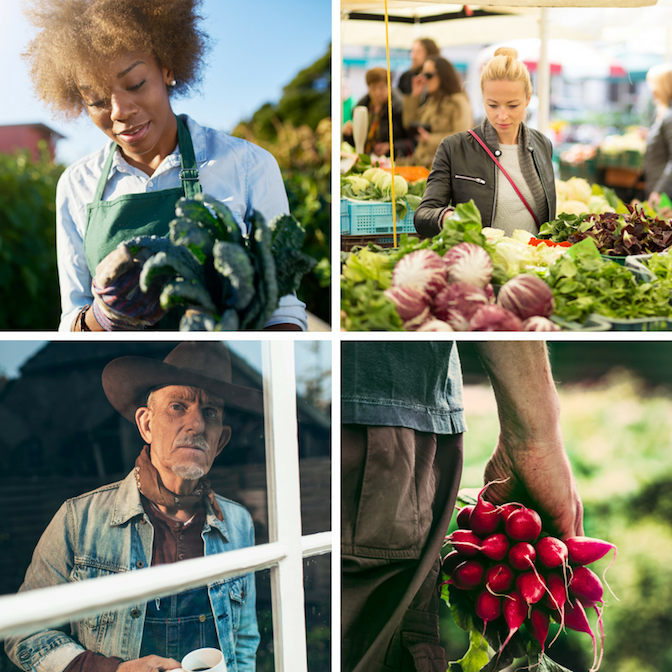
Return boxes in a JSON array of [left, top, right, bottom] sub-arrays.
[[172, 464, 206, 481]]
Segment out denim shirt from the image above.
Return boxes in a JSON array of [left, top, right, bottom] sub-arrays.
[[55, 114, 307, 331], [4, 471, 259, 672], [341, 341, 467, 435]]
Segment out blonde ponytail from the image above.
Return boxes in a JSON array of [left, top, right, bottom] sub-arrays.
[[480, 47, 532, 98]]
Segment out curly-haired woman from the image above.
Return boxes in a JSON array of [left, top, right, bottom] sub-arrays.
[[24, 0, 305, 331]]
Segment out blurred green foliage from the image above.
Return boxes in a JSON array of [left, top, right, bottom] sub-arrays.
[[0, 143, 64, 329], [239, 46, 331, 142], [233, 47, 331, 325], [444, 370, 672, 672], [233, 118, 331, 324]]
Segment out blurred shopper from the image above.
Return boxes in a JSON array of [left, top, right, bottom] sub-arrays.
[[343, 67, 413, 158], [644, 63, 672, 208], [398, 38, 440, 96], [414, 47, 555, 237], [401, 56, 473, 168]]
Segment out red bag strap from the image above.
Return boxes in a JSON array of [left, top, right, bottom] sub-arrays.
[[468, 129, 539, 228]]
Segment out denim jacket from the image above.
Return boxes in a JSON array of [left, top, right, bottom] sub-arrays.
[[5, 471, 259, 672]]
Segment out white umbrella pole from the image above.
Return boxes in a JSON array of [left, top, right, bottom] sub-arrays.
[[537, 7, 550, 136]]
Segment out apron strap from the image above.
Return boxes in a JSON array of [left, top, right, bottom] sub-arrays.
[[91, 114, 202, 204], [93, 141, 118, 203], [176, 114, 202, 198]]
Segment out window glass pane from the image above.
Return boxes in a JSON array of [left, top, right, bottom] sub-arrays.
[[304, 556, 330, 672], [294, 341, 331, 536], [255, 567, 275, 672]]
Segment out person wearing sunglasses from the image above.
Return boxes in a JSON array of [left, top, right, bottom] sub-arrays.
[[401, 56, 473, 169], [414, 47, 556, 238]]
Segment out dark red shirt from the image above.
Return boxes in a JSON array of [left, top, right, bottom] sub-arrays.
[[63, 497, 207, 672]]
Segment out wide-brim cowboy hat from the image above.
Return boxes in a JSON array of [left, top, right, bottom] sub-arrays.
[[102, 341, 262, 422]]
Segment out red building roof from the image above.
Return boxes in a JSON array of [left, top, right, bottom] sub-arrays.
[[0, 123, 65, 162]]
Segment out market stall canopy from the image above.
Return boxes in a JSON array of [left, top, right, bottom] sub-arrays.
[[341, 2, 594, 47], [477, 39, 627, 79]]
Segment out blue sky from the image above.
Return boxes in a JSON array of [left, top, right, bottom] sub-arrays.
[[0, 341, 331, 403], [1, 0, 331, 165]]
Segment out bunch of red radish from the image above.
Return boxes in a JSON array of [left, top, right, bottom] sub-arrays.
[[443, 485, 617, 671]]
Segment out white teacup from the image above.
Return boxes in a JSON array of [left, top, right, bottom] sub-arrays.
[[177, 647, 226, 672]]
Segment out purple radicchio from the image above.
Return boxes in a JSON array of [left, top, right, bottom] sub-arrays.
[[470, 305, 524, 331], [392, 249, 447, 297], [384, 285, 430, 323], [443, 243, 494, 288], [434, 282, 492, 330], [415, 318, 454, 332], [523, 316, 562, 331], [497, 274, 554, 320]]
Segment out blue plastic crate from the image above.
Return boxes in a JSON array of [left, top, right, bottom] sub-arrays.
[[341, 198, 416, 236], [340, 199, 350, 234]]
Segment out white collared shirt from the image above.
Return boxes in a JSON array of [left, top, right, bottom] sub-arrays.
[[56, 114, 307, 331]]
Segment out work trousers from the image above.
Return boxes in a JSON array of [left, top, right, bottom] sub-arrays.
[[342, 425, 464, 672]]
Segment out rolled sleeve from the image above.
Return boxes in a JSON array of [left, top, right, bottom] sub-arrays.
[[4, 503, 87, 671], [265, 293, 308, 330], [246, 143, 308, 331], [56, 170, 94, 331]]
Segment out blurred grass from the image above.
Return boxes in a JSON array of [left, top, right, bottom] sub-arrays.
[[441, 370, 672, 672]]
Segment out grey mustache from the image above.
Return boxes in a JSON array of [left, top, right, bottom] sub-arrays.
[[175, 436, 209, 450]]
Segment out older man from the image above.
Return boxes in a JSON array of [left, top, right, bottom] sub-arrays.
[[5, 342, 261, 672]]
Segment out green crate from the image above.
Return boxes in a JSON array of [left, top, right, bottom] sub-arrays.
[[598, 316, 672, 331], [558, 159, 596, 182], [623, 149, 644, 169], [600, 253, 627, 266]]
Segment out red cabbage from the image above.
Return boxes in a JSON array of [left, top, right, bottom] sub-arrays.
[[392, 249, 447, 297], [443, 243, 494, 288], [523, 316, 562, 331], [470, 305, 524, 331], [497, 274, 554, 320], [384, 285, 430, 322]]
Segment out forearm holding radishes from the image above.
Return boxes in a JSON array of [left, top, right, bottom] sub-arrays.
[[474, 341, 584, 539]]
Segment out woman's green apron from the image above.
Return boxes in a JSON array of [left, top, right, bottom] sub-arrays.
[[84, 114, 201, 329]]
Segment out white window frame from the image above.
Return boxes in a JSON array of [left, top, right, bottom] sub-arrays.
[[0, 340, 331, 672]]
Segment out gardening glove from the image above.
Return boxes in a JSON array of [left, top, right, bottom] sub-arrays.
[[91, 245, 167, 330]]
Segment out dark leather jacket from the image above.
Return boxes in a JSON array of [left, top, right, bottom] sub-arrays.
[[414, 124, 556, 237]]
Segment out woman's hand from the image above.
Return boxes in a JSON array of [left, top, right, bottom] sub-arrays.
[[416, 126, 430, 142], [411, 73, 426, 98], [649, 191, 662, 208], [373, 142, 390, 156], [91, 245, 167, 330], [441, 209, 455, 227]]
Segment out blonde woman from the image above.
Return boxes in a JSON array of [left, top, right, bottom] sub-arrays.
[[645, 63, 672, 207], [414, 47, 555, 238]]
